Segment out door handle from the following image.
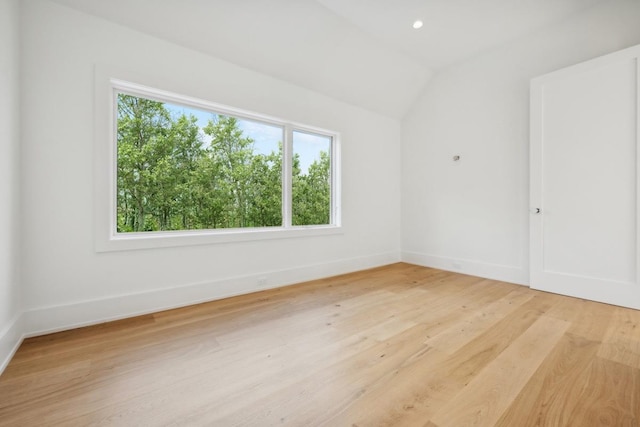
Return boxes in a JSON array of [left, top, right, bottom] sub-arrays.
[[530, 207, 541, 214]]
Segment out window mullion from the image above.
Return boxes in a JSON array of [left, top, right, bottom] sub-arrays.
[[283, 125, 293, 228]]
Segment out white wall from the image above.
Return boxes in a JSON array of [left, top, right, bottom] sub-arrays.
[[19, 0, 401, 334], [0, 0, 22, 371], [401, 0, 640, 285]]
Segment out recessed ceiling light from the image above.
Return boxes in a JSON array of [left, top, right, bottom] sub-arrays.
[[412, 20, 423, 29]]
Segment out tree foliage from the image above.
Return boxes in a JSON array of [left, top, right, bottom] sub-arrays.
[[116, 94, 330, 232], [292, 150, 331, 225]]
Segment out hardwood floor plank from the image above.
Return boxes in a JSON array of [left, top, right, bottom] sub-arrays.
[[2, 263, 640, 426], [598, 306, 640, 369], [545, 296, 614, 341], [427, 315, 570, 427], [495, 332, 601, 427], [322, 293, 557, 426], [566, 357, 640, 426], [425, 288, 533, 354], [185, 324, 444, 426]]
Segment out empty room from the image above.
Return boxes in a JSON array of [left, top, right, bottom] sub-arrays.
[[2, 0, 640, 425]]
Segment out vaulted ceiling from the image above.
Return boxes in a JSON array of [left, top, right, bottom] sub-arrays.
[[49, 0, 609, 118]]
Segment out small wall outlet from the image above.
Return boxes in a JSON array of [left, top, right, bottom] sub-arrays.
[[257, 277, 268, 287]]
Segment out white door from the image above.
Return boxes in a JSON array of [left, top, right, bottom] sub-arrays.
[[530, 45, 640, 309]]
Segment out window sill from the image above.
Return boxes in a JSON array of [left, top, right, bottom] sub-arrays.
[[95, 225, 343, 252]]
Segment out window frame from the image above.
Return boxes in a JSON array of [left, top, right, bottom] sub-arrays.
[[94, 74, 341, 252]]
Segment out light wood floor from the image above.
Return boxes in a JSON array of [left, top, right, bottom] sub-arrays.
[[1, 263, 639, 426]]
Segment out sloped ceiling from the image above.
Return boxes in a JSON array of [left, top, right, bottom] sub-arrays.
[[48, 0, 608, 119], [316, 0, 607, 68]]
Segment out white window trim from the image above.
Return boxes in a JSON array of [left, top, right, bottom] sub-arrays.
[[94, 66, 341, 252]]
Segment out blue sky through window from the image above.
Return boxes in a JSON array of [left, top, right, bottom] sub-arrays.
[[165, 103, 328, 174]]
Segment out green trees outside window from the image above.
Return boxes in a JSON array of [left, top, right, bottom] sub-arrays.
[[116, 93, 332, 233], [292, 131, 331, 226]]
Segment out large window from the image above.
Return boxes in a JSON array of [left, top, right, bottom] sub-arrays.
[[94, 76, 340, 251], [114, 86, 338, 237]]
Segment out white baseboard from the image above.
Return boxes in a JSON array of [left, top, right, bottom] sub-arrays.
[[0, 313, 24, 375], [401, 251, 528, 286], [22, 251, 400, 338]]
